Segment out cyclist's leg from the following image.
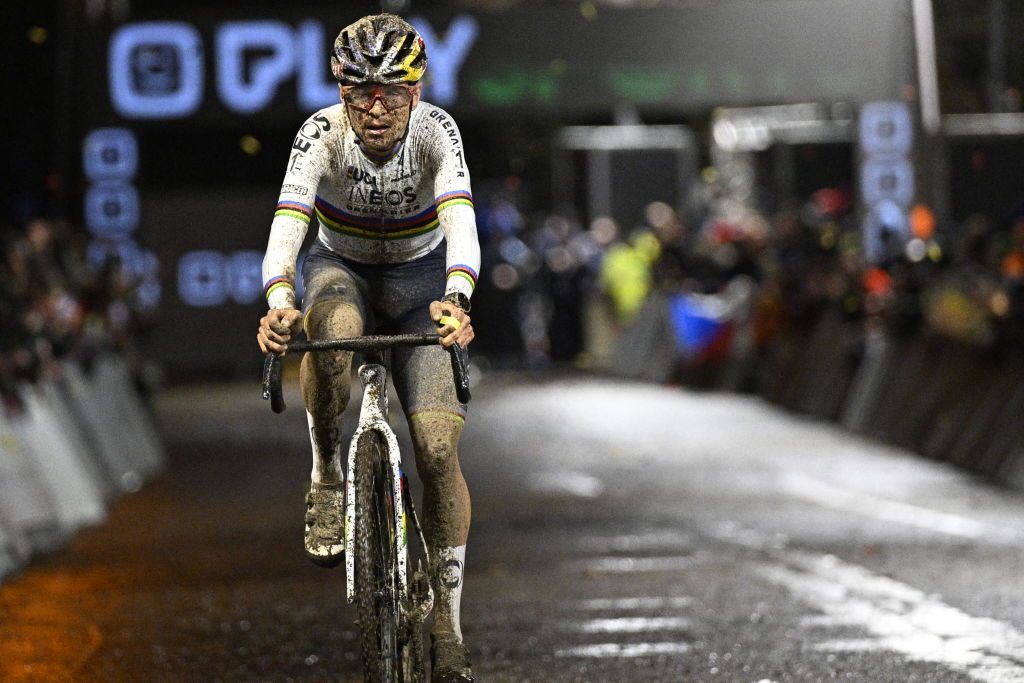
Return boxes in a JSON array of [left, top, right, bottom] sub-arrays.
[[385, 244, 474, 678], [300, 248, 369, 484], [408, 411, 470, 626], [404, 405, 475, 681], [298, 247, 369, 565], [392, 325, 471, 641], [300, 300, 362, 483]]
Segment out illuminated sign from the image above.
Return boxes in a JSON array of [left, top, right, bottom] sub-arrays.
[[108, 16, 478, 120], [226, 251, 265, 304], [176, 250, 306, 307], [859, 101, 913, 156], [860, 156, 914, 207], [82, 127, 162, 310], [863, 200, 910, 262], [296, 21, 340, 111], [216, 21, 296, 114], [411, 15, 479, 106], [85, 182, 139, 238], [109, 22, 204, 119], [83, 127, 138, 179], [87, 238, 157, 281], [859, 101, 914, 262], [178, 251, 228, 307]]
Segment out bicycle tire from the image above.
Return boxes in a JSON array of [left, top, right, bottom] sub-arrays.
[[354, 430, 399, 681]]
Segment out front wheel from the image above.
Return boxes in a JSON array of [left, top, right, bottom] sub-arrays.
[[354, 430, 417, 682]]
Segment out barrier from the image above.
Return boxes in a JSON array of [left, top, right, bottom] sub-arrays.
[[93, 356, 165, 479], [0, 421, 32, 579], [757, 309, 1024, 490], [0, 355, 167, 585], [16, 385, 107, 531], [606, 294, 1024, 488], [0, 522, 19, 582], [63, 359, 149, 493], [0, 409, 62, 555], [979, 374, 1024, 476], [610, 294, 680, 383], [840, 325, 886, 433]]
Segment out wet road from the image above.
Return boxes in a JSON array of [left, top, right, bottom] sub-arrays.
[[2, 372, 1024, 682]]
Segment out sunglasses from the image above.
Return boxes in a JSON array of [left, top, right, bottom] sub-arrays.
[[342, 84, 415, 113]]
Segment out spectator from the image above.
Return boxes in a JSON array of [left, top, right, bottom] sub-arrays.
[[0, 218, 149, 405]]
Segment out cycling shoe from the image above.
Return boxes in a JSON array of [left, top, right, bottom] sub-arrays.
[[430, 633, 474, 682], [304, 481, 344, 567]]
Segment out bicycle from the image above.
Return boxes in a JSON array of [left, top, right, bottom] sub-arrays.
[[262, 334, 471, 682]]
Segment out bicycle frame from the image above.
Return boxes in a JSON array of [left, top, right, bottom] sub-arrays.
[[260, 332, 469, 677], [344, 360, 434, 621]]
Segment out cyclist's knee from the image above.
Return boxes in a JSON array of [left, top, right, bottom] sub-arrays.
[[304, 299, 362, 340], [409, 412, 464, 479], [301, 300, 362, 379]]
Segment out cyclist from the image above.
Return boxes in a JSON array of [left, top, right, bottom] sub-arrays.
[[256, 13, 478, 682]]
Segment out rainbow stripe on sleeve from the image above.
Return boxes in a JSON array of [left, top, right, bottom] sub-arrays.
[[264, 275, 295, 301], [275, 200, 314, 225], [446, 264, 478, 290], [436, 190, 474, 212]]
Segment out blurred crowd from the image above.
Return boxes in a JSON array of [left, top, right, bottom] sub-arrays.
[[0, 218, 153, 405], [473, 174, 1024, 379]]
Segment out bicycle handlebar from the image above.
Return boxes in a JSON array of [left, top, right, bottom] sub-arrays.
[[262, 334, 471, 413]]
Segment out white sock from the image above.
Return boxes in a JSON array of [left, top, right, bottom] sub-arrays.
[[307, 410, 342, 484], [434, 545, 467, 641]]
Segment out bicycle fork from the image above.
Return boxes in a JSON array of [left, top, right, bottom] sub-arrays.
[[345, 363, 435, 622]]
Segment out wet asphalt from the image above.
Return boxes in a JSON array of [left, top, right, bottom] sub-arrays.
[[2, 371, 1023, 682]]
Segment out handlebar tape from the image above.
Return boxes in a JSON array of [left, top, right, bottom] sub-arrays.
[[262, 352, 286, 414], [449, 342, 472, 404]]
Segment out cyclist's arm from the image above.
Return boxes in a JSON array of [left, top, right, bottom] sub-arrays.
[[427, 110, 481, 307], [262, 112, 333, 310]]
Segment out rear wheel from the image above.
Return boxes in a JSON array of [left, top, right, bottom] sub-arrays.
[[354, 430, 401, 681]]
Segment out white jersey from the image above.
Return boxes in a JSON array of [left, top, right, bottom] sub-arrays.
[[262, 101, 480, 309]]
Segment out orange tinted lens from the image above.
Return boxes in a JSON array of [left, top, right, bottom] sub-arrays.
[[343, 86, 377, 109], [345, 85, 411, 111]]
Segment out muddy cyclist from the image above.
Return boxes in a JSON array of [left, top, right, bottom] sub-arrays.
[[256, 13, 478, 682]]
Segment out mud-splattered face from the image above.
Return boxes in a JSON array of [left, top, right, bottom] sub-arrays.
[[341, 83, 421, 155]]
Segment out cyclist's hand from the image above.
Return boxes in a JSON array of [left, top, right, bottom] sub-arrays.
[[430, 300, 474, 349], [258, 308, 303, 354]]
